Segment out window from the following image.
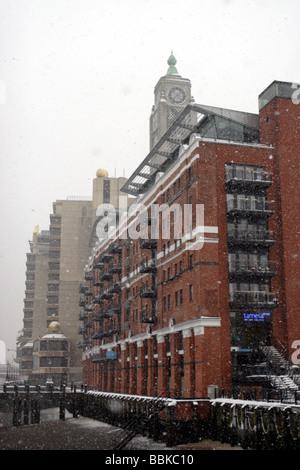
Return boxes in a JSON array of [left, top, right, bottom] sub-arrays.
[[103, 179, 110, 203], [174, 181, 177, 195], [180, 289, 183, 304], [168, 294, 171, 309], [166, 334, 170, 353], [178, 331, 183, 350], [175, 291, 178, 306], [190, 254, 194, 268], [163, 296, 166, 311], [189, 284, 193, 301], [175, 263, 178, 276], [178, 177, 181, 192]]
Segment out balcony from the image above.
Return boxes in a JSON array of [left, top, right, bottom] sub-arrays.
[[140, 259, 156, 273], [92, 312, 103, 322], [101, 289, 113, 300], [140, 238, 157, 250], [108, 304, 121, 315], [78, 326, 86, 335], [92, 294, 103, 304], [227, 228, 275, 246], [140, 286, 156, 298], [101, 253, 113, 263], [229, 290, 278, 309], [103, 328, 120, 338], [111, 282, 121, 294], [227, 198, 274, 217], [229, 260, 277, 278], [140, 308, 157, 324], [79, 283, 88, 294], [100, 272, 113, 282], [108, 241, 122, 254], [84, 273, 93, 281], [92, 329, 105, 340], [79, 298, 86, 307], [226, 168, 272, 189], [78, 311, 87, 321], [94, 262, 104, 270], [108, 262, 122, 274]]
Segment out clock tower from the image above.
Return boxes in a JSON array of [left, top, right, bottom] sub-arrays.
[[149, 53, 192, 150]]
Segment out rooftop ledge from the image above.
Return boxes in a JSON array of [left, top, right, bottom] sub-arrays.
[[259, 80, 299, 110]]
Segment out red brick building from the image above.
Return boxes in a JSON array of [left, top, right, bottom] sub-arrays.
[[79, 65, 299, 407]]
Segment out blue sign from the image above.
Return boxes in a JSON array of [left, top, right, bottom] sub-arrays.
[[243, 312, 271, 322], [106, 350, 117, 359]]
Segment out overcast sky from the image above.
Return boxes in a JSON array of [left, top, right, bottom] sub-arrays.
[[0, 0, 299, 364]]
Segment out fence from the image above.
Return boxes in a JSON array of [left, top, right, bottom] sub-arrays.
[[209, 398, 300, 450]]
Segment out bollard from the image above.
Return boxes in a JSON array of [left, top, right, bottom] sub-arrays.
[[59, 385, 66, 420], [73, 385, 78, 418], [12, 386, 22, 427]]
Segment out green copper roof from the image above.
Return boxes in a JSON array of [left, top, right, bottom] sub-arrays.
[[166, 52, 180, 76]]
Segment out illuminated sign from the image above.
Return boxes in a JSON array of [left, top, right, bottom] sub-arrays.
[[243, 312, 271, 322]]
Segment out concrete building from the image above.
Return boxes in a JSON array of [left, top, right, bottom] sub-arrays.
[[17, 227, 50, 375], [17, 171, 133, 385], [80, 56, 300, 419]]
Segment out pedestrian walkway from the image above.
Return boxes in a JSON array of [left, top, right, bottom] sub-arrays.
[[0, 407, 242, 451]]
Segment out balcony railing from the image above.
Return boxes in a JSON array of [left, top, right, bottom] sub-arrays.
[[92, 294, 103, 304], [108, 241, 122, 254], [94, 262, 104, 270], [229, 290, 278, 308], [226, 168, 272, 188], [229, 260, 277, 277], [227, 228, 275, 246], [78, 311, 87, 321], [140, 259, 156, 273], [79, 283, 88, 294], [108, 304, 121, 314], [227, 198, 274, 217], [101, 253, 113, 263], [140, 238, 157, 250], [92, 327, 120, 340], [140, 286, 156, 298], [108, 262, 122, 274], [100, 272, 113, 282], [140, 308, 157, 324], [107, 282, 121, 294], [78, 326, 86, 335]]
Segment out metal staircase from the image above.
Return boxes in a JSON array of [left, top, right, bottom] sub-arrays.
[[112, 395, 168, 450], [260, 345, 299, 394]]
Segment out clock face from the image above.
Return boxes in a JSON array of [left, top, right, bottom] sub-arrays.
[[168, 87, 186, 104]]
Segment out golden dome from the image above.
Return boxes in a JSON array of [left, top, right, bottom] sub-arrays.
[[48, 321, 61, 333], [96, 168, 109, 178]]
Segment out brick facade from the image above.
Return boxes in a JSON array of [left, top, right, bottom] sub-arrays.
[[80, 80, 300, 407]]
